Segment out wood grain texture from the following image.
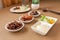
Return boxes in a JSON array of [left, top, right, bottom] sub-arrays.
[[2, 0, 31, 7], [2, 0, 20, 7], [2, 0, 12, 7], [0, 1, 60, 40]]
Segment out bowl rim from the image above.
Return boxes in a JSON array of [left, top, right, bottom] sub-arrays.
[[10, 6, 31, 13], [5, 21, 24, 32], [19, 15, 34, 23], [28, 10, 41, 17]]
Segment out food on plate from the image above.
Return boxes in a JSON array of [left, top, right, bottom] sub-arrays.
[[19, 14, 34, 23], [40, 15, 55, 24], [10, 5, 30, 13], [14, 6, 20, 10], [30, 10, 39, 15], [7, 21, 22, 30], [40, 15, 46, 21], [21, 14, 33, 21], [20, 5, 29, 10], [28, 10, 40, 17], [31, 21, 50, 35], [49, 19, 55, 24], [31, 15, 57, 35]]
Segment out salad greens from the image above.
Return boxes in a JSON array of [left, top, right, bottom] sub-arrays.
[[45, 17, 50, 23], [40, 15, 46, 21], [25, 5, 29, 9], [40, 15, 50, 22], [39, 15, 55, 24]]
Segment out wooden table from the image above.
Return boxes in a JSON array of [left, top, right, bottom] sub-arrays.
[[0, 1, 60, 40]]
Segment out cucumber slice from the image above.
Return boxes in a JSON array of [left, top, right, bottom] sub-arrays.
[[40, 15, 46, 21]]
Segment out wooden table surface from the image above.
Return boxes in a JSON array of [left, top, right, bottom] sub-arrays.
[[0, 1, 60, 40]]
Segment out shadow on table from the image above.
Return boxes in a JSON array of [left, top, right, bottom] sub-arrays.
[[8, 26, 28, 35]]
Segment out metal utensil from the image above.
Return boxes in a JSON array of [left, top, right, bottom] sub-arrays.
[[40, 8, 60, 15]]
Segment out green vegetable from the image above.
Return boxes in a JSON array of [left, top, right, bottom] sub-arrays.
[[45, 18, 50, 23], [25, 5, 29, 9], [39, 15, 49, 22], [40, 15, 46, 21], [39, 15, 55, 24]]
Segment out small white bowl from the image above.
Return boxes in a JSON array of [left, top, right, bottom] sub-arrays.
[[19, 16, 34, 23], [5, 21, 24, 32], [28, 11, 41, 17]]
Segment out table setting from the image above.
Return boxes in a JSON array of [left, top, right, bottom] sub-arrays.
[[3, 0, 59, 36], [0, 0, 60, 40]]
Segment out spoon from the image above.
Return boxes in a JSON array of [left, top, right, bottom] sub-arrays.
[[40, 8, 60, 15]]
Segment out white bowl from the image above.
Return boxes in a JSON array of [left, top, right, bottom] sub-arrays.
[[19, 16, 34, 23], [28, 11, 41, 17], [5, 21, 24, 32]]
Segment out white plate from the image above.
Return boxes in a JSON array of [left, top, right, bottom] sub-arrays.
[[5, 21, 24, 32], [19, 16, 34, 23], [10, 6, 30, 13], [28, 11, 41, 17], [31, 16, 58, 35]]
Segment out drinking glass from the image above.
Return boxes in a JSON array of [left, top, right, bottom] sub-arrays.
[[21, 0, 29, 6]]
